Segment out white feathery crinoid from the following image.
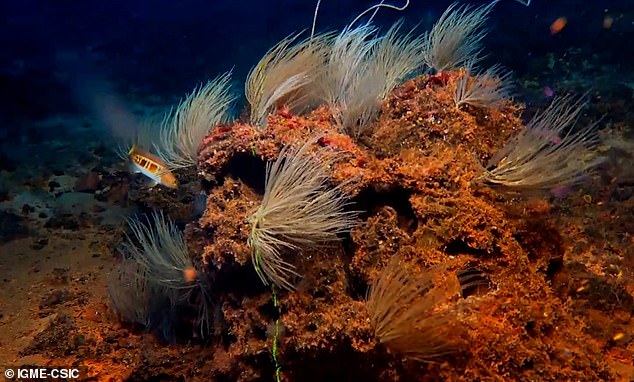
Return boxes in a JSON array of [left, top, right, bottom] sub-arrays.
[[482, 94, 605, 190], [120, 210, 197, 303], [454, 62, 513, 109], [115, 210, 212, 334], [246, 32, 332, 128], [248, 139, 356, 290], [422, 1, 498, 73], [108, 258, 160, 328], [367, 256, 464, 362], [156, 72, 235, 170], [320, 21, 424, 137]]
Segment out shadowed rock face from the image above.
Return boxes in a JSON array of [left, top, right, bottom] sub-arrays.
[[0, 210, 28, 243]]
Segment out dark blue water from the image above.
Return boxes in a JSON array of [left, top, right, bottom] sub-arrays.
[[1, 0, 632, 124]]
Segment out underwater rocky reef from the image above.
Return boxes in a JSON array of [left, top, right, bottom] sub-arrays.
[[1, 1, 634, 381]]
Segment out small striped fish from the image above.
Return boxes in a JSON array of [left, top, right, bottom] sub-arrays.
[[128, 145, 178, 189]]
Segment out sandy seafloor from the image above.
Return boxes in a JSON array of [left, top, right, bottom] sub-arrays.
[[1, 1, 634, 381]]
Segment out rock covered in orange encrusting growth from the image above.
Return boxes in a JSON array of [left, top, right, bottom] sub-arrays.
[[187, 71, 628, 381]]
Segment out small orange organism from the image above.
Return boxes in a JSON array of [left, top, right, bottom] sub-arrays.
[[550, 17, 567, 35], [183, 266, 197, 282]]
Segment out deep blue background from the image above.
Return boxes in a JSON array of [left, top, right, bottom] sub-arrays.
[[1, 0, 632, 124]]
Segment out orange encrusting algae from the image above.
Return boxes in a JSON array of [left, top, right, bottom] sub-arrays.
[[188, 70, 632, 380]]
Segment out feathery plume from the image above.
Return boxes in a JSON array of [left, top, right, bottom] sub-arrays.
[[121, 211, 195, 299], [316, 22, 424, 137], [422, 1, 498, 72], [454, 63, 513, 109], [108, 259, 165, 328], [156, 72, 234, 169], [246, 32, 331, 128], [248, 140, 356, 290], [367, 256, 465, 362], [316, 24, 378, 114], [481, 95, 605, 190], [339, 22, 424, 137], [117, 211, 212, 334]]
